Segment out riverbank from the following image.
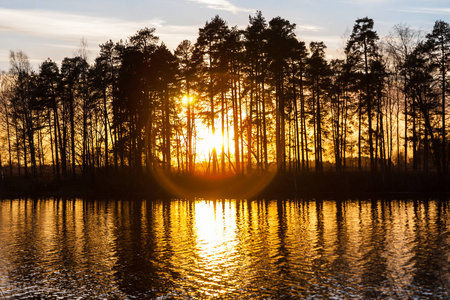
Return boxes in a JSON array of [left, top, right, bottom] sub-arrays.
[[0, 171, 448, 199]]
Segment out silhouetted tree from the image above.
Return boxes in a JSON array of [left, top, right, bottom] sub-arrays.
[[150, 44, 178, 171], [9, 50, 38, 178], [38, 59, 62, 179], [175, 40, 196, 173], [306, 41, 330, 172], [386, 24, 423, 172], [424, 20, 450, 173], [194, 15, 230, 174], [346, 17, 380, 172], [92, 40, 118, 173], [224, 27, 244, 173], [0, 74, 15, 177], [60, 56, 89, 176], [266, 16, 297, 172], [244, 11, 269, 173]]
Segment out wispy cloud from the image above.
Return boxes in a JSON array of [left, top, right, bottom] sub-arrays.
[[0, 7, 197, 46], [400, 7, 450, 15], [186, 0, 253, 14], [297, 24, 324, 32]]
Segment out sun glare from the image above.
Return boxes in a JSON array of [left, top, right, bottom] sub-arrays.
[[195, 128, 234, 162], [182, 95, 194, 105], [179, 94, 236, 171]]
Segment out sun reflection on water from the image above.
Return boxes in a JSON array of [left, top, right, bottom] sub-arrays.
[[193, 200, 238, 296]]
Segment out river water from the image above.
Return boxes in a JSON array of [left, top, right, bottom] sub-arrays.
[[0, 198, 449, 299]]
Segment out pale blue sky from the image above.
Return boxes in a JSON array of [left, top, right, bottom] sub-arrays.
[[0, 0, 448, 71]]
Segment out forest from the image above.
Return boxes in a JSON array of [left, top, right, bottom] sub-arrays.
[[0, 12, 449, 191]]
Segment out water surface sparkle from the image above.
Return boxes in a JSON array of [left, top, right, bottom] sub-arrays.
[[0, 198, 449, 298]]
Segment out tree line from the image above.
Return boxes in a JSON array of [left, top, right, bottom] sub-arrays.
[[0, 12, 449, 180]]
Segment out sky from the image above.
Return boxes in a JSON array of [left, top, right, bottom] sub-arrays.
[[0, 0, 449, 71]]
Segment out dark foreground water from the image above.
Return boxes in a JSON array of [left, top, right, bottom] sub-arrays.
[[0, 198, 449, 299]]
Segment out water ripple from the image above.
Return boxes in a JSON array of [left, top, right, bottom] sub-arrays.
[[0, 198, 449, 298]]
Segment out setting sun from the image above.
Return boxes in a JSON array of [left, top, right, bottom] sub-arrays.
[[182, 95, 194, 105], [179, 93, 236, 172], [196, 129, 227, 157]]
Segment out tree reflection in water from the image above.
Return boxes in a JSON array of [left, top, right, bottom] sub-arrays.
[[0, 198, 448, 299]]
